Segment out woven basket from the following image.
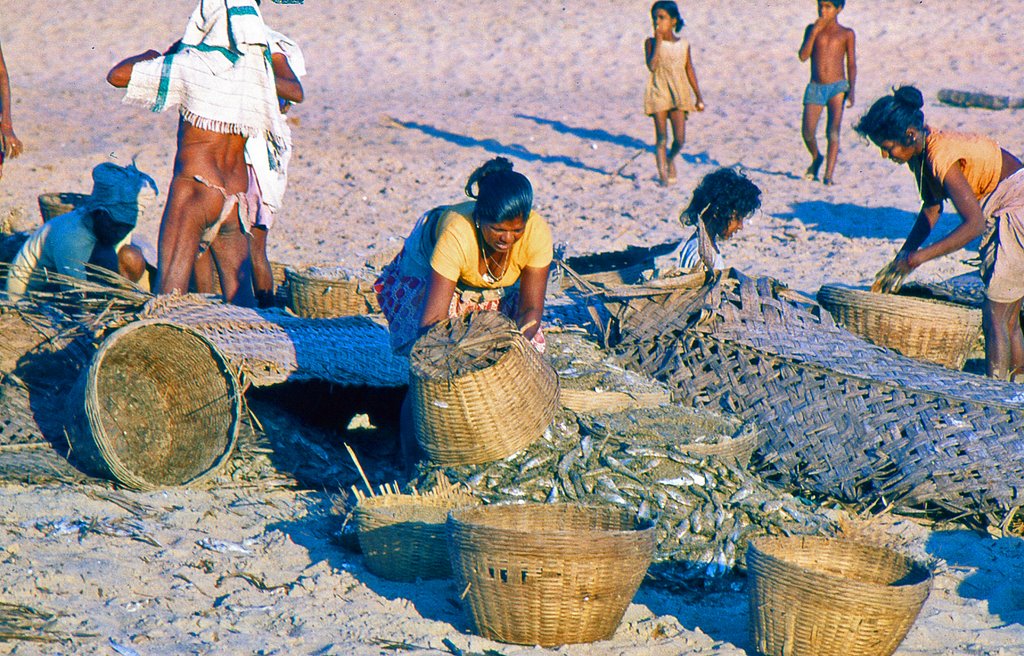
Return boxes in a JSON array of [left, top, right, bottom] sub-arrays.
[[410, 311, 560, 465], [68, 320, 241, 490], [355, 491, 479, 581], [817, 284, 982, 369], [747, 536, 932, 656], [286, 266, 378, 318], [447, 503, 656, 646], [579, 406, 758, 469], [38, 192, 89, 223]]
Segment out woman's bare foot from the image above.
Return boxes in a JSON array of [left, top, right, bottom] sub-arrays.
[[666, 157, 678, 185], [804, 154, 824, 181]]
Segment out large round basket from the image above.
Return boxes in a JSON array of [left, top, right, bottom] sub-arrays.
[[410, 311, 560, 465], [68, 321, 241, 490], [746, 535, 932, 656], [447, 503, 656, 646], [286, 266, 378, 318], [38, 192, 89, 223], [817, 284, 982, 369], [355, 491, 479, 581]]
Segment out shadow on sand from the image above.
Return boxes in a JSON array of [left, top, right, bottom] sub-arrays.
[[927, 529, 1024, 627], [514, 113, 719, 168], [776, 200, 919, 241], [393, 118, 609, 175]]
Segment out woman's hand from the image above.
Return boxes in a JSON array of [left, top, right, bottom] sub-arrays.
[[894, 250, 920, 275]]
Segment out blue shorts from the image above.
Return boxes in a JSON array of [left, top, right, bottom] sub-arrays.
[[803, 80, 850, 106]]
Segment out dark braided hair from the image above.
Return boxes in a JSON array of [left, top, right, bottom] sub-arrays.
[[464, 157, 533, 226], [681, 168, 761, 238], [854, 86, 926, 146]]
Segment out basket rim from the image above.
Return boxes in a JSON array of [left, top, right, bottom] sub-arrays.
[[748, 535, 933, 589], [448, 502, 656, 538], [817, 283, 983, 319], [83, 320, 241, 490]]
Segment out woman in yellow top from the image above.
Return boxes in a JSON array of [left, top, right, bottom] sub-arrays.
[[374, 157, 553, 355], [855, 86, 1024, 380]]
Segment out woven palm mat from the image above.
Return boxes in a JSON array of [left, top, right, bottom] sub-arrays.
[[410, 403, 836, 585], [604, 269, 1024, 531], [139, 294, 408, 388]]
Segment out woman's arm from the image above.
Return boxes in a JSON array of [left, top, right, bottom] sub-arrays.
[[418, 271, 458, 332], [271, 52, 304, 104], [902, 165, 986, 270], [515, 265, 549, 341], [898, 204, 941, 257]]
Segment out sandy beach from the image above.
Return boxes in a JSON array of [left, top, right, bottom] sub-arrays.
[[1, 1, 1023, 654]]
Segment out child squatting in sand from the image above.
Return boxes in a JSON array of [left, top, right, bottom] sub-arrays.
[[798, 0, 856, 185], [643, 0, 704, 187]]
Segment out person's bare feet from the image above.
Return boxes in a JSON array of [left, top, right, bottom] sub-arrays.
[[804, 154, 824, 181], [666, 157, 678, 185], [822, 176, 835, 186]]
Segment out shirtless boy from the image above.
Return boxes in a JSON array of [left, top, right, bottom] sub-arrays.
[[798, 0, 856, 185]]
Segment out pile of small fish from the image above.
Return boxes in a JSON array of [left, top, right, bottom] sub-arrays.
[[412, 401, 837, 583]]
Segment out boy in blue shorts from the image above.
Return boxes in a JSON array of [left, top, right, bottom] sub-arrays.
[[798, 0, 856, 185]]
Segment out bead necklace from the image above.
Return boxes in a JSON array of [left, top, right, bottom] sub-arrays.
[[477, 228, 509, 284]]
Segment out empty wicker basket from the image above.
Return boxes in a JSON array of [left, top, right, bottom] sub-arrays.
[[410, 311, 560, 465], [67, 321, 241, 490], [286, 266, 378, 318], [447, 503, 656, 646], [747, 535, 932, 656], [817, 284, 982, 369], [355, 489, 479, 582], [38, 192, 89, 223]]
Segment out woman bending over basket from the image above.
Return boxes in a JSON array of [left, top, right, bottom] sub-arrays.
[[374, 157, 553, 355], [855, 85, 1024, 380]]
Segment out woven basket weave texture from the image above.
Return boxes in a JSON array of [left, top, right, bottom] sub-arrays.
[[286, 266, 378, 318], [68, 321, 241, 490], [140, 295, 409, 388], [817, 284, 982, 369], [355, 492, 479, 581], [410, 311, 560, 465], [605, 271, 1024, 527], [447, 503, 655, 646], [747, 535, 931, 656], [37, 192, 89, 223]]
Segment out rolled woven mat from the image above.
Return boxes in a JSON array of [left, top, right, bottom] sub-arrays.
[[66, 320, 241, 490], [937, 88, 1024, 110], [140, 294, 408, 388], [410, 311, 559, 465]]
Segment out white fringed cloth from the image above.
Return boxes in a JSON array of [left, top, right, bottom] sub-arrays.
[[123, 0, 287, 163]]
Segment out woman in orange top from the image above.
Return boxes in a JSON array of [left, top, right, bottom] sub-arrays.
[[855, 86, 1024, 379], [374, 157, 553, 355]]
